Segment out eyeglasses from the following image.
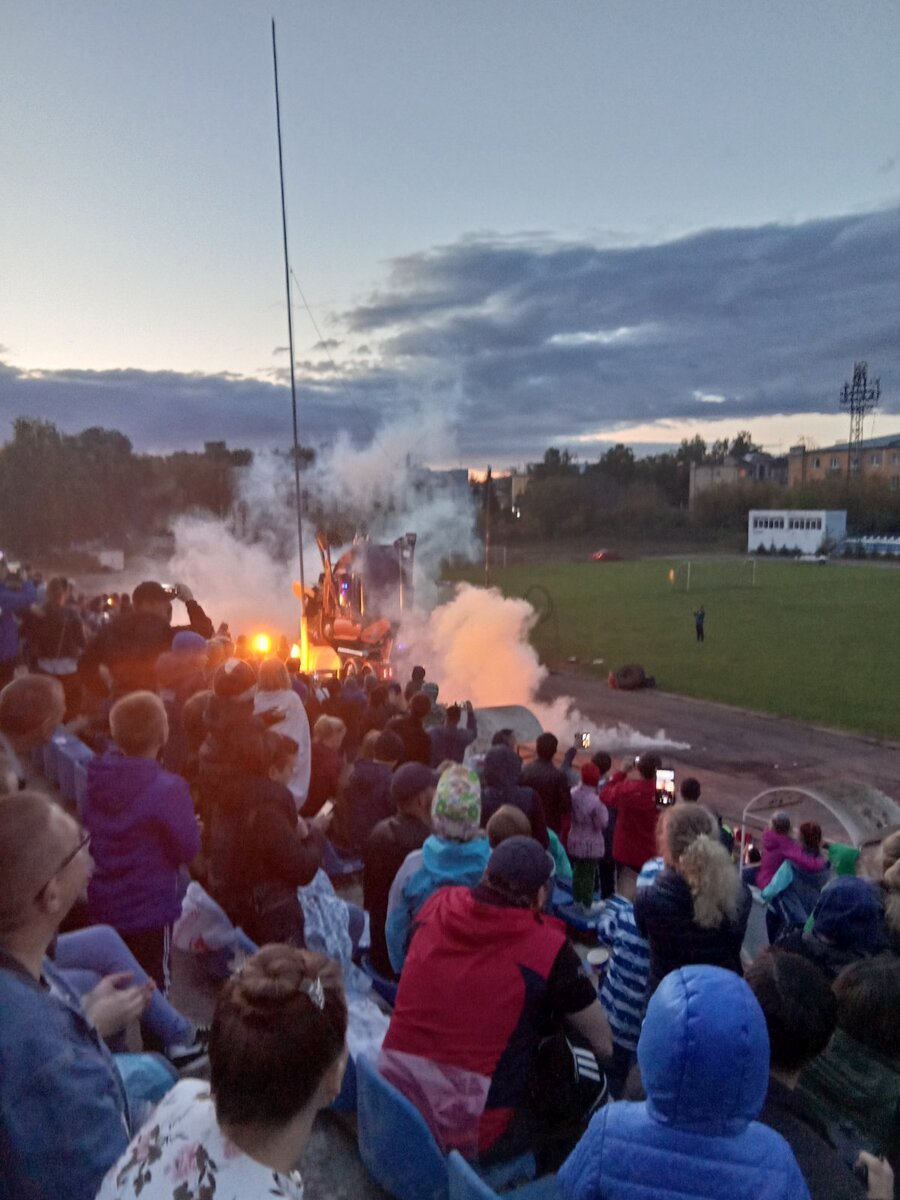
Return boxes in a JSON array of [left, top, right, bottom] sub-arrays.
[[34, 831, 91, 900]]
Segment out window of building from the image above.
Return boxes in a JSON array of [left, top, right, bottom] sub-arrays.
[[892, 453, 900, 466], [815, 519, 822, 530], [871, 454, 881, 467], [830, 457, 840, 470], [813, 457, 821, 468], [891, 476, 899, 493]]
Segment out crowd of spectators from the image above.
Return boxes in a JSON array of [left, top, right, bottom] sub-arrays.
[[0, 570, 897, 1199]]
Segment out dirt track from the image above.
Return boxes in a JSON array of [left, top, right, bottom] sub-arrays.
[[540, 669, 900, 836]]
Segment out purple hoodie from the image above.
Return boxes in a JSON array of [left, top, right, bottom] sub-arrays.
[[756, 828, 827, 890], [84, 752, 200, 932]]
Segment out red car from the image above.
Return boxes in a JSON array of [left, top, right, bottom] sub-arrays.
[[591, 549, 623, 561]]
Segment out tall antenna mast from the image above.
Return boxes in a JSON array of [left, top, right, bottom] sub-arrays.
[[271, 20, 307, 627], [840, 361, 879, 484]]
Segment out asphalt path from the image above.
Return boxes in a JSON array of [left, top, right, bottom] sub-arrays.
[[541, 668, 900, 837]]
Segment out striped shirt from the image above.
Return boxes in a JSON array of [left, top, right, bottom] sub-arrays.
[[596, 856, 663, 1052]]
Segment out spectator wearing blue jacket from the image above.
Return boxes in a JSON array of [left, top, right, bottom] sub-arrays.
[[386, 764, 489, 973], [0, 560, 37, 688], [84, 691, 200, 990], [559, 965, 811, 1200], [0, 791, 175, 1200]]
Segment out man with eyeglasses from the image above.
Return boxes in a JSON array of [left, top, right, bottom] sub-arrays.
[[0, 790, 173, 1200]]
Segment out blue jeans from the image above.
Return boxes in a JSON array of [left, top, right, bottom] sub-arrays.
[[55, 925, 193, 1049]]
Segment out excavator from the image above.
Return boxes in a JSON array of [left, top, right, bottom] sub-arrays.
[[292, 531, 417, 679]]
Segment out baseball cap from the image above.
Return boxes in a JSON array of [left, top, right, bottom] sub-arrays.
[[485, 835, 554, 898], [132, 581, 171, 607], [391, 762, 439, 806], [213, 657, 257, 702]]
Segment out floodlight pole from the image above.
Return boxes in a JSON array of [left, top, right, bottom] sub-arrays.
[[840, 361, 879, 488], [272, 20, 307, 612]]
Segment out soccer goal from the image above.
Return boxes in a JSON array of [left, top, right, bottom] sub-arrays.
[[668, 558, 758, 593]]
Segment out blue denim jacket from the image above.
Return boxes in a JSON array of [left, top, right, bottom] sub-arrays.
[[0, 949, 130, 1200]]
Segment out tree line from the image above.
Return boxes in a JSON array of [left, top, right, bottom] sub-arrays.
[[481, 435, 900, 544], [0, 418, 255, 559]]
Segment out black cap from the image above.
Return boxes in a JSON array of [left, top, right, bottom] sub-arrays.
[[391, 762, 439, 806], [485, 835, 553, 898]]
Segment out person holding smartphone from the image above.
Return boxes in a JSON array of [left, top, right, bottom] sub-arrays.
[[602, 753, 664, 900]]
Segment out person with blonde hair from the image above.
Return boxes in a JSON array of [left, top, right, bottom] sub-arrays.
[[253, 656, 311, 809], [97, 945, 348, 1200], [302, 713, 346, 818], [633, 803, 751, 996]]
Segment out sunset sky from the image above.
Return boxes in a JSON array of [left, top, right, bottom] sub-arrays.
[[2, 1, 899, 467]]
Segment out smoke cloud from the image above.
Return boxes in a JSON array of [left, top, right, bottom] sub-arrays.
[[408, 583, 689, 752], [165, 420, 685, 752]]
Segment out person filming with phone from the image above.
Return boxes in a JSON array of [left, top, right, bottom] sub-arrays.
[[602, 753, 664, 899], [80, 580, 214, 701]]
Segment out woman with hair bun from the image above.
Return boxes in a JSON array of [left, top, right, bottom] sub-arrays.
[[634, 804, 751, 996], [97, 945, 348, 1199]]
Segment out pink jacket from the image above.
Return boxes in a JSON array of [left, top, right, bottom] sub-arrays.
[[756, 829, 827, 889], [567, 783, 609, 860]]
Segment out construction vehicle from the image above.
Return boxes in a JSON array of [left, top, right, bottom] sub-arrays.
[[293, 531, 417, 679]]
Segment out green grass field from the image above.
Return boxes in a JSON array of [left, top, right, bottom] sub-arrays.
[[444, 558, 900, 739]]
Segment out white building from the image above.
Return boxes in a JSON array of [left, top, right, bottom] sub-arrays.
[[747, 509, 847, 554]]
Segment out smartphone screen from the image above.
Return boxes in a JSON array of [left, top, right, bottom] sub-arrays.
[[655, 769, 676, 807], [576, 732, 591, 750], [319, 800, 335, 819]]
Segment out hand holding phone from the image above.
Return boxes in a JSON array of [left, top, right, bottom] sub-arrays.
[[313, 800, 335, 832], [575, 732, 591, 750]]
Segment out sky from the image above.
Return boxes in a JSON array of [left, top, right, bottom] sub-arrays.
[[2, 0, 899, 469]]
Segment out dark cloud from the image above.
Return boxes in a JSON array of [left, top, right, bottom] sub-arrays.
[[342, 207, 900, 458], [3, 207, 899, 462]]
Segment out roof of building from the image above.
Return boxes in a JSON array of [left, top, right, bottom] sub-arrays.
[[790, 431, 900, 454]]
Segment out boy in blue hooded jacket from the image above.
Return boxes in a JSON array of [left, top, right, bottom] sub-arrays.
[[84, 691, 200, 990], [560, 965, 811, 1200]]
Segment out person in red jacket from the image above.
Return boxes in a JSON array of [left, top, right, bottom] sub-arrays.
[[602, 753, 662, 899]]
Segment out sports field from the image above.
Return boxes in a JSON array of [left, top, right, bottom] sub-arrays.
[[444, 558, 900, 740]]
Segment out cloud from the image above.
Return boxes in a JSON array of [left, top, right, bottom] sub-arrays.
[[2, 206, 899, 462]]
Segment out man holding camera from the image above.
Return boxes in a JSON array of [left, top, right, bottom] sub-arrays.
[[80, 581, 214, 700], [0, 558, 37, 689]]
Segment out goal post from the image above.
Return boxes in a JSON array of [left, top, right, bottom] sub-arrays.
[[668, 558, 758, 593]]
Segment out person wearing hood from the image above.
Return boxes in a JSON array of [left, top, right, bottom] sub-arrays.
[[253, 657, 312, 810], [779, 876, 886, 980], [83, 691, 201, 991], [382, 836, 612, 1163], [559, 965, 811, 1200], [155, 630, 208, 776], [385, 764, 490, 973], [756, 811, 829, 890], [80, 580, 214, 700], [480, 744, 549, 849]]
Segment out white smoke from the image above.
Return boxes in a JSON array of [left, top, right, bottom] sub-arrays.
[[407, 583, 689, 752], [164, 419, 685, 753], [166, 409, 477, 639]]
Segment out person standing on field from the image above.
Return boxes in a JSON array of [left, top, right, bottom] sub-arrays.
[[694, 605, 705, 643]]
